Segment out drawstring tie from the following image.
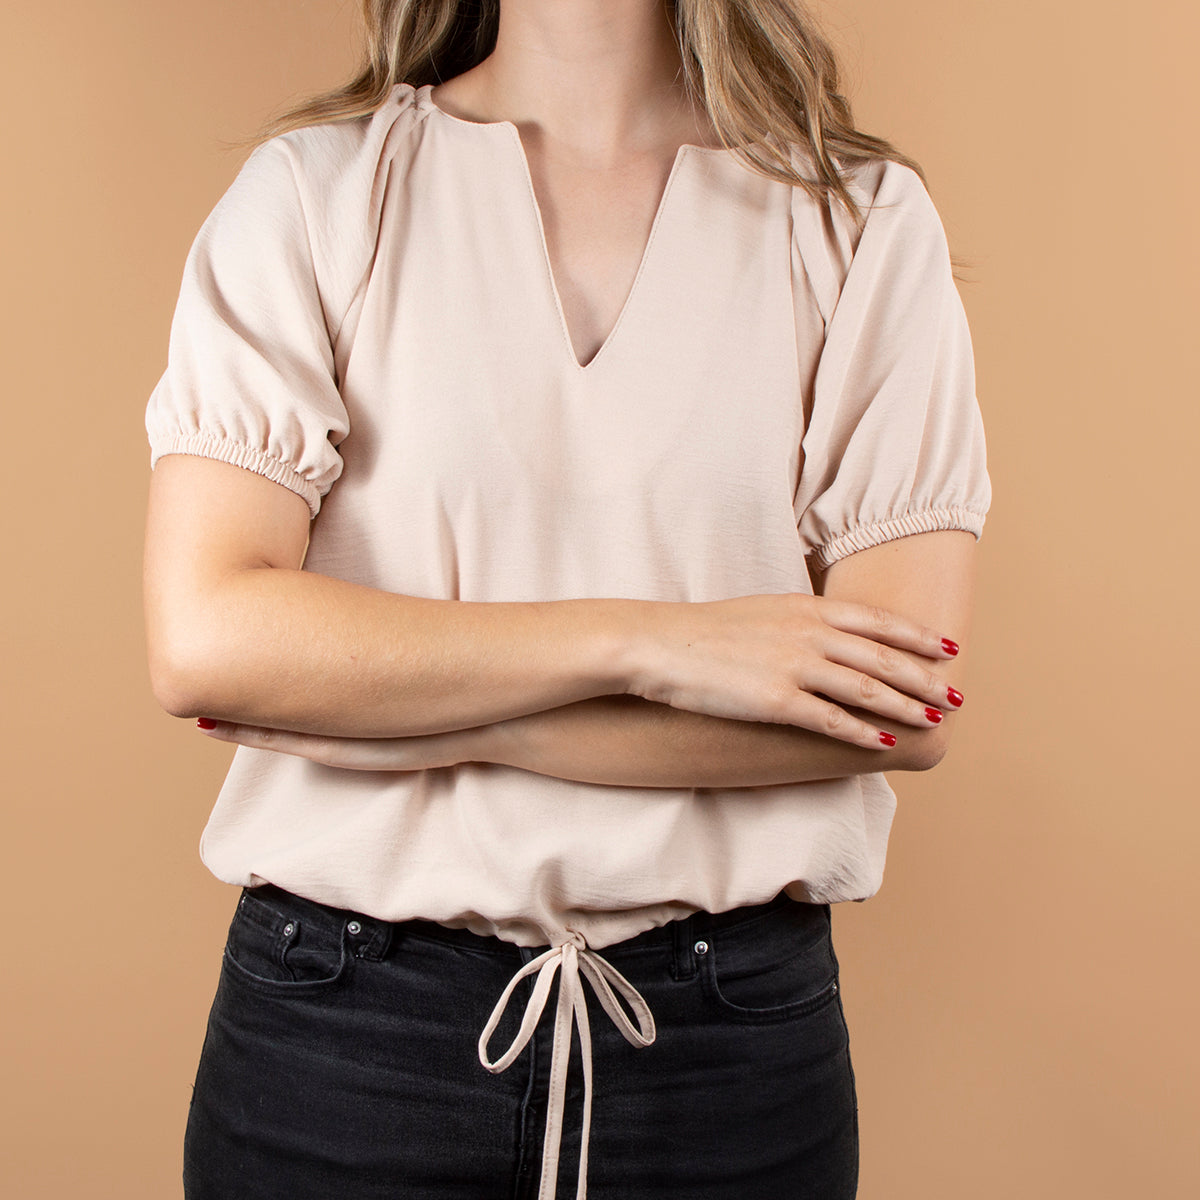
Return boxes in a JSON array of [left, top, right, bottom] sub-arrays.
[[477, 932, 656, 1200]]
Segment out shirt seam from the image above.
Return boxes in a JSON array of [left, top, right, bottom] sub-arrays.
[[807, 505, 987, 572]]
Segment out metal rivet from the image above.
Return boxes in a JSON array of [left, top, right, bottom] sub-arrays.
[[282, 922, 295, 936], [693, 940, 709, 955], [831, 982, 838, 993], [347, 920, 362, 935]]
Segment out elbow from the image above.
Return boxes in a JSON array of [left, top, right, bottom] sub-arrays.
[[146, 628, 224, 719], [149, 670, 204, 720], [148, 654, 209, 720], [901, 728, 951, 772], [145, 562, 253, 719]]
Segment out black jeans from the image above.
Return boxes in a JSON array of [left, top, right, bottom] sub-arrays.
[[183, 883, 859, 1199]]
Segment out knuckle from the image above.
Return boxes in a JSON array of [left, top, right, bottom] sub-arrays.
[[866, 604, 894, 631], [875, 643, 902, 673], [822, 703, 847, 733], [766, 690, 798, 724], [798, 596, 825, 625], [856, 671, 881, 701]]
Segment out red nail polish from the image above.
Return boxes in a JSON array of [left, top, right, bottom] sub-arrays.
[[878, 731, 897, 747], [196, 718, 217, 730], [924, 707, 943, 724], [941, 638, 959, 656], [946, 688, 964, 708]]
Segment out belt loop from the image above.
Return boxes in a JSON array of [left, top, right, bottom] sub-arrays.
[[671, 911, 700, 981]]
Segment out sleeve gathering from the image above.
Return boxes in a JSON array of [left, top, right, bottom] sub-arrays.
[[144, 136, 351, 519], [791, 157, 992, 573]]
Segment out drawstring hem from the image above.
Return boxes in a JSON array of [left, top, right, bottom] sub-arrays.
[[477, 932, 656, 1200]]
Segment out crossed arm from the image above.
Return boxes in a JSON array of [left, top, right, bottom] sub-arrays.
[[462, 528, 975, 786], [146, 457, 977, 788]]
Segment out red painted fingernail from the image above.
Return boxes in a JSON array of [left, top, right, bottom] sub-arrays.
[[196, 718, 217, 730], [925, 707, 943, 724], [941, 638, 959, 656], [946, 688, 964, 708], [879, 731, 897, 747]]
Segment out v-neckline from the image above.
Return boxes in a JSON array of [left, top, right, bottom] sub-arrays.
[[418, 82, 726, 374], [506, 131, 691, 373]]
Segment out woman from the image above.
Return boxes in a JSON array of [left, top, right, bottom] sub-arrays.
[[143, 1, 990, 1197]]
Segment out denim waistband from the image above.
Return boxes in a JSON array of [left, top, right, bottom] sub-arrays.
[[239, 882, 826, 1200], [244, 881, 811, 960]]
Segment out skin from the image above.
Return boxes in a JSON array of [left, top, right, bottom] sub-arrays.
[[193, 530, 974, 786], [148, 0, 979, 783]]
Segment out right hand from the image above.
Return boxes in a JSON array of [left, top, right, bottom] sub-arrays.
[[626, 592, 961, 749]]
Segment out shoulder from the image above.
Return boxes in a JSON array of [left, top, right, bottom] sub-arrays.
[[840, 157, 946, 253], [220, 83, 428, 325], [838, 155, 929, 212], [787, 148, 945, 321], [788, 147, 937, 243], [247, 82, 426, 218]]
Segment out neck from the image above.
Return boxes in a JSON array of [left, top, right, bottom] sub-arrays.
[[438, 0, 707, 163]]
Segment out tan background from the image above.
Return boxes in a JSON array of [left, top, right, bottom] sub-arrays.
[[2, 1, 1196, 1196]]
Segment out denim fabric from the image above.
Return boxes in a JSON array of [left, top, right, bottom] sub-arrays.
[[183, 884, 859, 1199]]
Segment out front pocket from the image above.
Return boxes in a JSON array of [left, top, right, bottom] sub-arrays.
[[222, 889, 350, 992], [700, 903, 841, 1023]]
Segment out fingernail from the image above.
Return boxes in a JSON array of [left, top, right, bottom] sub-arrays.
[[196, 718, 217, 730], [946, 687, 964, 708], [878, 731, 897, 747], [924, 707, 943, 724], [941, 638, 959, 656]]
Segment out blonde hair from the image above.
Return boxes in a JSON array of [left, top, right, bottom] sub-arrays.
[[232, 0, 969, 274]]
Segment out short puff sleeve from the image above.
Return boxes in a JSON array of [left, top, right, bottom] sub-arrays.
[[145, 137, 350, 518], [792, 158, 991, 572]]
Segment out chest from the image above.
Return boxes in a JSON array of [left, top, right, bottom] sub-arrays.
[[523, 148, 683, 370], [344, 127, 809, 476], [326, 132, 817, 595]]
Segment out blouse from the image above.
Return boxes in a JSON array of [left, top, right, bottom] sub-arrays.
[[145, 81, 991, 1199]]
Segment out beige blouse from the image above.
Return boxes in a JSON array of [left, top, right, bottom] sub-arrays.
[[145, 81, 991, 1198]]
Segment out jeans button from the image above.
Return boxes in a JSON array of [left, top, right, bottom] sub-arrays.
[[347, 920, 362, 935], [693, 940, 709, 955]]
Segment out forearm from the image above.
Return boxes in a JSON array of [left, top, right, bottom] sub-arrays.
[[147, 458, 649, 739], [154, 566, 639, 737], [150, 458, 969, 750], [483, 694, 931, 786]]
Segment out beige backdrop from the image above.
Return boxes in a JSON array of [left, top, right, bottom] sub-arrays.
[[3, 1, 1196, 1196]]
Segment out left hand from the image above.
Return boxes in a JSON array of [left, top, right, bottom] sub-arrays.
[[194, 719, 486, 772]]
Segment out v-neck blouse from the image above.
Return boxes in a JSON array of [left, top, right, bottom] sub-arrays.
[[146, 78, 990, 1197], [145, 75, 993, 935], [433, 92, 704, 372]]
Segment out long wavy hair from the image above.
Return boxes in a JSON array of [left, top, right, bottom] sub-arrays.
[[232, 0, 969, 274]]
